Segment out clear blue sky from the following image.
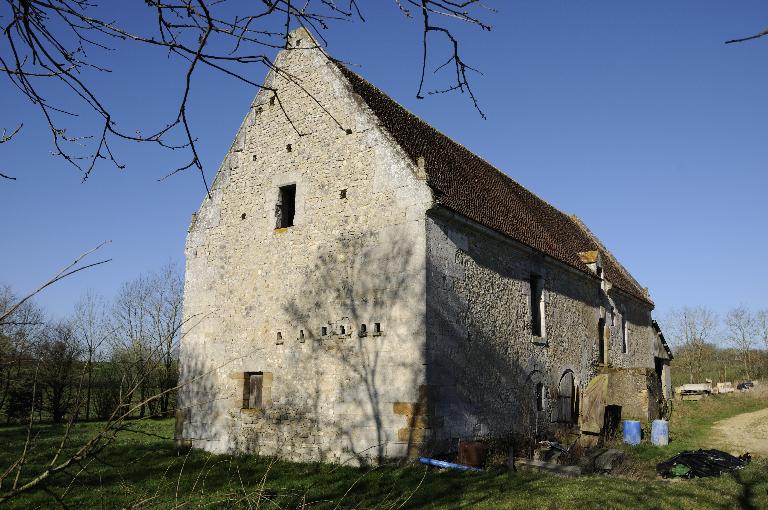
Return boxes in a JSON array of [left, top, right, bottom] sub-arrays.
[[1, 1, 767, 323]]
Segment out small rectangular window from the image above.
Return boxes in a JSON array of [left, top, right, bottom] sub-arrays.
[[373, 322, 381, 335], [530, 275, 544, 337], [242, 372, 271, 409], [275, 184, 296, 228]]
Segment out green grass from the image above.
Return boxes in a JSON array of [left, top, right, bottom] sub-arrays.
[[620, 389, 768, 471], [1, 391, 767, 509]]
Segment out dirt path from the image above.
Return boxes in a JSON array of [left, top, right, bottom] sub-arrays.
[[709, 406, 768, 456]]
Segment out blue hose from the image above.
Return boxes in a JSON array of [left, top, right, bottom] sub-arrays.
[[418, 457, 483, 472]]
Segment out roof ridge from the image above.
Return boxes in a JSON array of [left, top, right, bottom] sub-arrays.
[[330, 60, 566, 213], [331, 59, 651, 305]]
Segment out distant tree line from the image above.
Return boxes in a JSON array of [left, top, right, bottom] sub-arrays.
[[0, 264, 183, 424], [663, 306, 768, 386]]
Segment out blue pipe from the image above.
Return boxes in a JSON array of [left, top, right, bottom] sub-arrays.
[[418, 457, 483, 472]]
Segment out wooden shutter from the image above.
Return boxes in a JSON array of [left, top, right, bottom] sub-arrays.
[[249, 373, 263, 409]]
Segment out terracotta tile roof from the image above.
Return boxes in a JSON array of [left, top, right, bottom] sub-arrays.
[[334, 61, 652, 306]]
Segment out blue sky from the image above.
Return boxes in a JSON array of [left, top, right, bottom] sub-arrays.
[[1, 1, 767, 324]]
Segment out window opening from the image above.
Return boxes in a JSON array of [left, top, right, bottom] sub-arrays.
[[275, 184, 296, 228], [535, 382, 545, 412], [530, 274, 544, 337], [242, 372, 271, 410], [598, 317, 607, 364], [557, 371, 576, 423], [622, 313, 628, 354]]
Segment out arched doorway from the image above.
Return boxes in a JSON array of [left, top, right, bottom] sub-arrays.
[[557, 370, 577, 423]]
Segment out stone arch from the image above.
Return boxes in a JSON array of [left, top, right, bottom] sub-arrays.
[[520, 369, 548, 440], [556, 370, 577, 424], [523, 370, 547, 414]]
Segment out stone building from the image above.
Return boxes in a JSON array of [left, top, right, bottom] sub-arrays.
[[176, 28, 672, 463]]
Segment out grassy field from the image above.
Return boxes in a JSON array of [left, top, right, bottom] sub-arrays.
[[1, 390, 766, 510]]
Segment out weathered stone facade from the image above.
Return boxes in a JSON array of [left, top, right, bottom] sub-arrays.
[[177, 28, 671, 464]]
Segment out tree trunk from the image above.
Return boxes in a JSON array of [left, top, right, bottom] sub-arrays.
[[85, 350, 93, 421]]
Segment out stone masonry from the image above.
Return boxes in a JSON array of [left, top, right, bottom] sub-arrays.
[[176, 28, 672, 464]]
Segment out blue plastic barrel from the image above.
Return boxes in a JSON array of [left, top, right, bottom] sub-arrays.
[[623, 420, 642, 445], [651, 419, 669, 446]]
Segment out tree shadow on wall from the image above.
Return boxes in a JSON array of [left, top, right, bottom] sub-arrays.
[[280, 229, 424, 466]]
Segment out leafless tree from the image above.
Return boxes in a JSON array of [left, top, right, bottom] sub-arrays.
[[757, 309, 768, 379], [110, 273, 155, 418], [664, 306, 719, 384], [0, 285, 45, 416], [109, 264, 183, 418], [146, 263, 184, 415], [72, 291, 109, 420], [36, 320, 82, 423], [0, 1, 493, 184], [725, 306, 759, 381]]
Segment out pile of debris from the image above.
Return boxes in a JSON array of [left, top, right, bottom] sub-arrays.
[[514, 441, 625, 477], [657, 449, 751, 478]]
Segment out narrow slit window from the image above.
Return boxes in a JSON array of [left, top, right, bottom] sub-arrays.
[[621, 313, 628, 354], [275, 184, 296, 228], [598, 317, 607, 364], [530, 274, 545, 337], [535, 382, 545, 412]]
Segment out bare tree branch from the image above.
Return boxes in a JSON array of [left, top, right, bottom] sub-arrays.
[[726, 27, 768, 44], [0, 1, 492, 188], [0, 241, 112, 326]]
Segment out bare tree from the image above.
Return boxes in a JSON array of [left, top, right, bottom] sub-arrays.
[[108, 265, 183, 418], [664, 306, 719, 384], [758, 309, 768, 376], [72, 291, 109, 420], [726, 306, 758, 381], [146, 264, 184, 416], [37, 320, 82, 424], [0, 285, 45, 418], [0, 1, 493, 184], [110, 274, 154, 418]]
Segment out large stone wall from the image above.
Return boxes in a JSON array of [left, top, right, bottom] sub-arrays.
[[177, 32, 433, 464], [178, 29, 664, 464], [424, 209, 658, 450]]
